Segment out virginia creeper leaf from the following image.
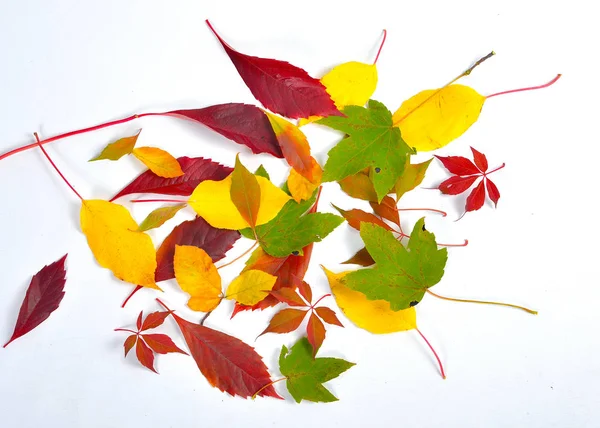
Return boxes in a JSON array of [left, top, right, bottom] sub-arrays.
[[259, 308, 308, 336], [141, 334, 188, 355], [89, 131, 139, 161], [226, 270, 277, 306], [230, 155, 261, 229], [270, 288, 306, 307], [136, 338, 157, 373], [314, 307, 343, 327], [306, 312, 326, 356], [124, 335, 137, 357], [137, 204, 186, 232], [333, 204, 394, 232], [174, 246, 222, 312], [369, 196, 400, 226], [141, 311, 172, 331]]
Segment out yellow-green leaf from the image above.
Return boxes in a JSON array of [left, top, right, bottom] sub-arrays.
[[230, 155, 261, 229], [395, 159, 432, 200], [132, 147, 185, 178], [173, 245, 222, 312], [137, 204, 186, 232], [89, 131, 140, 161], [225, 269, 277, 306]]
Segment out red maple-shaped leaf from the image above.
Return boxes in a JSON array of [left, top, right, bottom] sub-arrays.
[[110, 156, 232, 201], [170, 104, 283, 158], [205, 20, 341, 119], [435, 147, 505, 219], [4, 254, 68, 348], [156, 216, 240, 282]]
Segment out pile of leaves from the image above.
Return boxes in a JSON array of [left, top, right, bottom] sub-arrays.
[[1, 21, 558, 402]]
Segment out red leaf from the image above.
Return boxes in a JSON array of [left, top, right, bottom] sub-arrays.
[[170, 104, 283, 158], [4, 254, 67, 348], [434, 155, 480, 176], [438, 175, 478, 195], [141, 311, 171, 331], [206, 20, 340, 119], [270, 288, 307, 307], [465, 179, 486, 213], [136, 311, 143, 331], [470, 147, 488, 172], [306, 312, 326, 356], [369, 196, 400, 226], [315, 307, 344, 327], [259, 308, 308, 336], [135, 338, 157, 373], [486, 178, 501, 207], [124, 335, 137, 357], [156, 217, 240, 282], [141, 334, 188, 355], [110, 156, 232, 202], [333, 205, 394, 232], [170, 311, 282, 399], [296, 279, 313, 305]]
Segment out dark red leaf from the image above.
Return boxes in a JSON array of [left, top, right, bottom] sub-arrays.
[[124, 335, 137, 357], [135, 338, 157, 373], [438, 175, 479, 195], [333, 205, 394, 232], [465, 179, 486, 213], [486, 178, 501, 207], [170, 104, 283, 158], [110, 156, 232, 202], [141, 311, 171, 331], [136, 311, 143, 331], [296, 279, 313, 304], [315, 307, 344, 327], [270, 288, 307, 307], [156, 217, 240, 282], [3, 254, 67, 348], [170, 311, 282, 399], [434, 155, 480, 176], [259, 308, 308, 336], [369, 196, 400, 226], [342, 247, 375, 267], [470, 147, 488, 172], [141, 334, 188, 355], [206, 20, 341, 119], [306, 312, 326, 356]]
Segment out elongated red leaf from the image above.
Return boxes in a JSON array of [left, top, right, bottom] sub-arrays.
[[333, 205, 394, 232], [124, 335, 137, 357], [141, 334, 188, 355], [270, 288, 307, 307], [259, 308, 308, 336], [169, 312, 282, 399], [306, 312, 326, 356], [136, 338, 157, 373], [486, 178, 501, 207], [206, 20, 340, 119], [141, 311, 171, 331], [369, 196, 400, 226], [136, 311, 143, 331], [156, 217, 240, 282], [110, 156, 232, 201], [470, 147, 488, 172], [342, 247, 375, 267], [439, 175, 478, 195], [170, 104, 283, 157], [315, 307, 344, 327], [434, 155, 480, 176], [465, 179, 486, 213], [297, 279, 313, 304], [4, 255, 67, 348]]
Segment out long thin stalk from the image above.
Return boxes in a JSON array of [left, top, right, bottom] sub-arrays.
[[426, 289, 537, 315]]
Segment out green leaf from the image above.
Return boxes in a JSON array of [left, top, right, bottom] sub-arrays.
[[317, 100, 413, 202], [279, 338, 355, 403], [254, 164, 270, 180], [241, 193, 343, 257], [230, 155, 261, 229], [89, 131, 140, 161], [395, 159, 432, 200], [137, 204, 186, 232], [343, 219, 447, 311]]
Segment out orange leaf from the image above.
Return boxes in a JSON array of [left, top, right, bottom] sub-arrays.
[[132, 147, 184, 178], [306, 312, 326, 356], [135, 338, 157, 373], [141, 334, 188, 355], [260, 308, 308, 336], [333, 205, 394, 232], [315, 307, 344, 327]]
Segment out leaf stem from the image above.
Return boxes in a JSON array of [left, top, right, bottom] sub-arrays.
[[426, 289, 538, 315], [310, 293, 331, 309], [437, 239, 469, 248], [131, 198, 189, 204], [416, 328, 446, 379], [156, 298, 172, 312], [486, 74, 561, 99], [33, 132, 84, 200], [484, 163, 506, 176], [398, 207, 447, 217], [114, 328, 138, 334], [199, 311, 213, 326], [252, 377, 287, 400], [121, 285, 143, 308], [216, 242, 258, 270], [373, 29, 387, 65]]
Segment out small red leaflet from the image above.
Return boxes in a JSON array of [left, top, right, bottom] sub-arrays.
[[4, 255, 68, 348], [435, 147, 505, 219]]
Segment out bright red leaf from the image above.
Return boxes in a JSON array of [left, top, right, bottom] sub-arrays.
[[434, 155, 480, 176], [142, 334, 188, 355], [486, 178, 500, 207], [438, 175, 479, 195], [470, 147, 488, 172], [271, 288, 307, 307], [141, 311, 172, 331], [136, 338, 157, 373]]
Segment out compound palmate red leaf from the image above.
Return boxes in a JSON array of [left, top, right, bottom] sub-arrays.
[[124, 335, 137, 357], [169, 311, 282, 399], [465, 179, 486, 213], [259, 308, 308, 336], [110, 156, 232, 201], [315, 307, 344, 327], [306, 312, 326, 356], [4, 254, 68, 348], [434, 155, 480, 176], [136, 338, 157, 373], [206, 20, 341, 120], [141, 334, 188, 355], [486, 178, 501, 207], [438, 175, 479, 195], [141, 311, 172, 331]]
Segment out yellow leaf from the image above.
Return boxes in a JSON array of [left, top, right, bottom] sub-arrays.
[[299, 62, 378, 126], [392, 84, 485, 151], [132, 147, 184, 178], [89, 130, 140, 161], [322, 267, 416, 334], [225, 269, 277, 306], [174, 245, 222, 312], [189, 174, 291, 230], [80, 200, 158, 289], [287, 168, 319, 202]]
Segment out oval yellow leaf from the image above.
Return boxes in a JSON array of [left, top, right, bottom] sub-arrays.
[[392, 84, 485, 151], [322, 267, 416, 334], [80, 200, 158, 289], [189, 174, 291, 230], [225, 269, 277, 306], [174, 245, 222, 312], [138, 204, 186, 232], [287, 168, 319, 202], [132, 146, 184, 178]]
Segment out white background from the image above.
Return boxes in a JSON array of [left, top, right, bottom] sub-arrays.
[[0, 0, 598, 427]]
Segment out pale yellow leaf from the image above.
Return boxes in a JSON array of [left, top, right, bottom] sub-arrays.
[[174, 245, 222, 312], [132, 147, 184, 178], [225, 269, 277, 306], [287, 168, 319, 202]]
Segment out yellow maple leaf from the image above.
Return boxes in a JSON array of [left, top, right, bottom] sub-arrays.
[[80, 200, 158, 289], [173, 245, 222, 312], [225, 269, 277, 306], [132, 147, 184, 178]]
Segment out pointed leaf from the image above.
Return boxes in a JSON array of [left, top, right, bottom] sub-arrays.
[[259, 308, 308, 336], [141, 334, 188, 355], [136, 311, 143, 331], [270, 288, 307, 307], [135, 338, 157, 373], [132, 147, 184, 178], [254, 164, 270, 179], [486, 178, 501, 207], [230, 155, 261, 228], [226, 270, 277, 306], [434, 155, 480, 176], [438, 175, 478, 195], [174, 246, 222, 312], [341, 247, 375, 267], [297, 279, 313, 304], [333, 205, 394, 232], [314, 307, 343, 327], [141, 311, 171, 331], [124, 335, 137, 357], [470, 147, 488, 172], [369, 196, 400, 226], [394, 159, 432, 200], [89, 131, 139, 161], [306, 312, 326, 356], [138, 204, 186, 232], [338, 170, 377, 202], [465, 179, 486, 213]]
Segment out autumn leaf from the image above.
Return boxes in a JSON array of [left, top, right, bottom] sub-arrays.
[[3, 255, 67, 348], [317, 100, 413, 201], [394, 159, 432, 200], [369, 196, 400, 226], [137, 204, 186, 232], [89, 130, 140, 161], [279, 338, 354, 403], [230, 155, 261, 229], [306, 312, 326, 356], [338, 170, 378, 202], [333, 204, 394, 232], [140, 311, 172, 331], [259, 308, 307, 336], [344, 219, 447, 310], [132, 147, 184, 178], [155, 216, 240, 282], [136, 338, 157, 373], [110, 156, 232, 202], [342, 247, 375, 267], [226, 270, 277, 306], [174, 245, 222, 312], [80, 200, 158, 289], [206, 20, 340, 119], [254, 164, 270, 179], [141, 334, 188, 355], [287, 169, 319, 202]]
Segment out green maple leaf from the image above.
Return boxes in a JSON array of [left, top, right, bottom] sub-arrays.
[[279, 338, 355, 403], [343, 218, 447, 311], [241, 193, 343, 257], [317, 99, 414, 202]]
